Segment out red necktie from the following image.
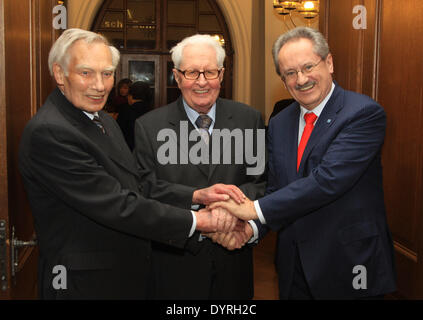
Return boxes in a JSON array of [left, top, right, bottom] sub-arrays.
[[297, 112, 317, 171]]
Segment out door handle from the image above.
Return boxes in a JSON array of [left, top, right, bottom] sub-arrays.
[[10, 227, 37, 278]]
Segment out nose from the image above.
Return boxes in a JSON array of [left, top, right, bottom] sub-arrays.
[[196, 73, 208, 86], [296, 71, 308, 86], [91, 73, 105, 92]]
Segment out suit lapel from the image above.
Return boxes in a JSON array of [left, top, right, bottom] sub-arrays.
[[209, 99, 233, 179], [297, 84, 344, 175], [284, 104, 301, 183]]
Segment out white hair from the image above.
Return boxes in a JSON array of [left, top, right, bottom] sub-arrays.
[[48, 28, 120, 76], [170, 34, 226, 69]]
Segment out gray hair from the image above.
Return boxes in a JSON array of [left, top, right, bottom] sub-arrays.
[[272, 27, 330, 76], [48, 28, 120, 76], [170, 34, 226, 69]]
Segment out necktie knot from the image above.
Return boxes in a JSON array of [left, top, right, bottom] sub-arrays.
[[304, 112, 317, 125], [92, 115, 106, 134], [195, 114, 212, 130]]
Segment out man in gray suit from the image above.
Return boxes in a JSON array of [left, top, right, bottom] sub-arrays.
[[18, 29, 243, 299], [134, 34, 266, 299]]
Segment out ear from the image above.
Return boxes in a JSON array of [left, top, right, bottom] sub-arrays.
[[218, 68, 225, 83], [52, 63, 65, 86], [173, 68, 181, 87], [325, 53, 334, 74]]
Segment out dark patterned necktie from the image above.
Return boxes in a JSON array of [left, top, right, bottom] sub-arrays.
[[92, 115, 106, 134], [195, 114, 212, 143]]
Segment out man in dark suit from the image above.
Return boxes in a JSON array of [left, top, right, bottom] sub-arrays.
[[134, 34, 266, 299], [18, 29, 243, 299], [117, 81, 153, 150], [210, 27, 396, 299]]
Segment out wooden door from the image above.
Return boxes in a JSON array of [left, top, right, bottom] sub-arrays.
[[0, 0, 57, 299], [320, 0, 423, 299]]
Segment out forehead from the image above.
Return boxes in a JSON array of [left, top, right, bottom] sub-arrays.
[[180, 44, 218, 68], [68, 40, 113, 67], [278, 38, 319, 68]]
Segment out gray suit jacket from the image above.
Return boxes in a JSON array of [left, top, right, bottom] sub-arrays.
[[134, 97, 266, 299]]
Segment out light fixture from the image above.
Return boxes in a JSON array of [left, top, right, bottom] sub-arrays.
[[212, 34, 225, 47], [273, 0, 319, 28]]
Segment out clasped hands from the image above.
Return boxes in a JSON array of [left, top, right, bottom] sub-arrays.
[[192, 184, 258, 251]]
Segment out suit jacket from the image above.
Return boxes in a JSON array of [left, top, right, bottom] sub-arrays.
[[116, 101, 153, 150], [134, 97, 266, 299], [258, 83, 396, 299], [18, 88, 195, 299]]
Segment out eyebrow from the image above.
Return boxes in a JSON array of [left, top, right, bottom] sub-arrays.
[[75, 65, 115, 72]]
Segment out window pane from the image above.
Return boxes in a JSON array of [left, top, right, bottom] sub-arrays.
[[127, 0, 155, 23], [199, 0, 212, 12], [109, 0, 124, 9], [128, 61, 155, 85], [101, 12, 124, 29], [167, 27, 196, 49], [199, 14, 221, 31], [99, 31, 124, 49], [167, 61, 177, 86], [167, 0, 196, 24], [127, 25, 156, 49]]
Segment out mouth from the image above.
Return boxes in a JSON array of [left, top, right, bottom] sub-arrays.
[[86, 95, 105, 102], [296, 81, 316, 92], [193, 89, 209, 94]]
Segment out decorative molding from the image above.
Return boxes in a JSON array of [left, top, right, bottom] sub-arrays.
[[216, 0, 251, 105]]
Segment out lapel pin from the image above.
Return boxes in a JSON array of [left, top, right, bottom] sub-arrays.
[[327, 119, 332, 123]]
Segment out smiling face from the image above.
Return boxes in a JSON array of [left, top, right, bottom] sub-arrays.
[[173, 43, 224, 114], [53, 40, 115, 113], [278, 38, 334, 110]]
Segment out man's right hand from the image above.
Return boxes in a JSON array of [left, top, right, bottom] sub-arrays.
[[192, 184, 246, 206], [194, 207, 240, 233]]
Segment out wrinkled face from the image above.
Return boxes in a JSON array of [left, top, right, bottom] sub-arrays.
[[173, 44, 224, 114], [53, 40, 115, 113], [278, 38, 333, 110]]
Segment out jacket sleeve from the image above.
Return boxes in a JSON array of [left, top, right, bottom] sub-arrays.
[[24, 123, 193, 248]]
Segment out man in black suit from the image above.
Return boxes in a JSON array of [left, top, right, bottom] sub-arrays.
[[18, 29, 243, 299], [134, 34, 266, 299], [117, 81, 154, 150]]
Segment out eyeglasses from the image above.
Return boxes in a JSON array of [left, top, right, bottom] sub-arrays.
[[176, 68, 222, 80], [281, 58, 323, 82]]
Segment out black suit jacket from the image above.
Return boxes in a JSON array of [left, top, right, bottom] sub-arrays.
[[134, 97, 266, 299], [18, 88, 195, 299], [258, 84, 396, 299]]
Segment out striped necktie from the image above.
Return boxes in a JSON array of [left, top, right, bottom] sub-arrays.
[[92, 115, 106, 134]]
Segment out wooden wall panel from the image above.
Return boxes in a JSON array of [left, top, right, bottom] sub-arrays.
[[322, 0, 378, 98], [321, 0, 423, 299], [377, 0, 423, 298]]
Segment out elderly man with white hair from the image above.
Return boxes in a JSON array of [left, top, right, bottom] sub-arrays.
[[134, 34, 266, 299]]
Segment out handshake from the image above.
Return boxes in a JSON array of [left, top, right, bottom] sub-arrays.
[[191, 184, 259, 251]]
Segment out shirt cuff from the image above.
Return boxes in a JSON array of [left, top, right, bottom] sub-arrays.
[[189, 210, 197, 237], [247, 220, 259, 244], [254, 200, 267, 224]]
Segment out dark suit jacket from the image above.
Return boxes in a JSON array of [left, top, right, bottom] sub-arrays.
[[18, 88, 195, 299], [116, 101, 153, 150], [258, 83, 396, 299], [134, 97, 266, 299]]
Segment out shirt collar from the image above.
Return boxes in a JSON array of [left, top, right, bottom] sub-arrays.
[[83, 111, 99, 120], [300, 81, 335, 119], [182, 98, 216, 129]]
